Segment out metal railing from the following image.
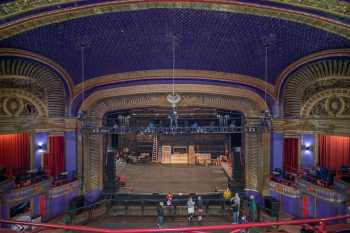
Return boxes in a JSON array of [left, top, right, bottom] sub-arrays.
[[1, 214, 349, 233]]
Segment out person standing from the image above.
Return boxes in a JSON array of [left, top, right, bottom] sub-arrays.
[[230, 196, 239, 224], [249, 195, 257, 222], [156, 202, 164, 228], [196, 196, 204, 224], [234, 193, 241, 219], [187, 196, 195, 225]]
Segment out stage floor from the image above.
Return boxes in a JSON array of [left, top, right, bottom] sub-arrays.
[[116, 163, 228, 193]]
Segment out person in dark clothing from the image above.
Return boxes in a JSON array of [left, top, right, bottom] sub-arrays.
[[231, 197, 239, 224], [196, 196, 204, 224], [156, 202, 164, 228]]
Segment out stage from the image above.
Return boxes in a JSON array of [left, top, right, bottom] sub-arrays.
[[116, 164, 228, 193]]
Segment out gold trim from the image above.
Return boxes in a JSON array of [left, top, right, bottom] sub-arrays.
[[0, 48, 74, 99], [276, 49, 350, 98], [0, 1, 349, 41], [79, 84, 268, 115], [74, 69, 275, 99]]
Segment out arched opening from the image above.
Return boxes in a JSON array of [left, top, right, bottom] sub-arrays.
[[101, 107, 244, 194]]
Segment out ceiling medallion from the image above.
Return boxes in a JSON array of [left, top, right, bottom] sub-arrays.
[[325, 96, 345, 116]]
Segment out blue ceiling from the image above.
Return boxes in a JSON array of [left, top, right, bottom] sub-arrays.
[[1, 8, 349, 84]]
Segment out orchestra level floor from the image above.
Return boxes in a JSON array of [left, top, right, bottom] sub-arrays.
[[116, 163, 228, 193]]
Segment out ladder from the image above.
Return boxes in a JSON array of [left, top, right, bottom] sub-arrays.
[[152, 133, 159, 162]]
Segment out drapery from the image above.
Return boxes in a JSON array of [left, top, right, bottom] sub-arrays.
[[44, 136, 65, 177], [283, 138, 299, 172], [319, 135, 350, 170], [0, 132, 30, 171]]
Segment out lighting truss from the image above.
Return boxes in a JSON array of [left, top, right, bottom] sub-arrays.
[[81, 126, 243, 134]]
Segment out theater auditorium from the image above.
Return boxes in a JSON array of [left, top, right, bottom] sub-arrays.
[[0, 1, 350, 232]]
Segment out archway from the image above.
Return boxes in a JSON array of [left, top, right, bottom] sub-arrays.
[[78, 85, 270, 195]]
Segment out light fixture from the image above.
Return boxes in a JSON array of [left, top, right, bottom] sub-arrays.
[[36, 143, 47, 153], [167, 34, 180, 128], [302, 143, 313, 152]]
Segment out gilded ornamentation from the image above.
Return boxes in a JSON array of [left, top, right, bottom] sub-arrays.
[[0, 1, 350, 41], [283, 59, 350, 118], [0, 0, 78, 19], [301, 88, 350, 118], [0, 88, 47, 117], [74, 69, 275, 100], [0, 56, 67, 117], [1, 0, 349, 21], [268, 0, 350, 18]]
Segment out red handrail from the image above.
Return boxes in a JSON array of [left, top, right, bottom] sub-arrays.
[[1, 215, 349, 233]]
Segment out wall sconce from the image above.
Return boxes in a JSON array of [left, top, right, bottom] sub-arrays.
[[36, 143, 47, 153], [301, 143, 313, 152]]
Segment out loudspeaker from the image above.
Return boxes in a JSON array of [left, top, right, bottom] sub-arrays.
[[69, 195, 85, 213], [264, 196, 280, 218]]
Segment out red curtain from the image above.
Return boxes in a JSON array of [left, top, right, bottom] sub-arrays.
[[283, 138, 299, 172], [44, 136, 65, 177], [0, 132, 30, 171], [319, 135, 350, 170]]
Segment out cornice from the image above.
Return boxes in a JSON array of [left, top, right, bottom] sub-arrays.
[[0, 1, 350, 41], [1, 1, 349, 21]]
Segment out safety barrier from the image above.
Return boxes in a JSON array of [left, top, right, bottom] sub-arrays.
[[0, 214, 349, 232]]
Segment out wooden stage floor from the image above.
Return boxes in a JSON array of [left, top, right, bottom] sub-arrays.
[[116, 163, 228, 193]]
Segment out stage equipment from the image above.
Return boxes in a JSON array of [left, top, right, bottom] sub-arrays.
[[81, 125, 242, 135]]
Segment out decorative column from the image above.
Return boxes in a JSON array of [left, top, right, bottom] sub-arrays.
[[271, 132, 284, 171], [245, 119, 268, 193], [64, 131, 77, 173]]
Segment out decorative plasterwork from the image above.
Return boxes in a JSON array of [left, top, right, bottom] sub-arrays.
[[276, 49, 350, 97], [282, 59, 350, 117], [0, 88, 48, 117], [0, 55, 67, 117], [272, 118, 350, 135], [74, 70, 275, 99], [0, 1, 349, 41], [300, 88, 350, 118], [91, 93, 262, 121], [1, 0, 349, 21], [79, 84, 268, 117], [0, 0, 79, 19], [268, 0, 350, 18], [0, 48, 73, 98]]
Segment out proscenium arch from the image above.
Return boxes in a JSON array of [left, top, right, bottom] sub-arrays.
[[79, 84, 269, 117], [78, 85, 269, 192], [74, 70, 276, 101], [0, 1, 350, 41]]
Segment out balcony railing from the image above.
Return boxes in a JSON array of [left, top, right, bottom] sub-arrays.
[[1, 214, 350, 233]]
